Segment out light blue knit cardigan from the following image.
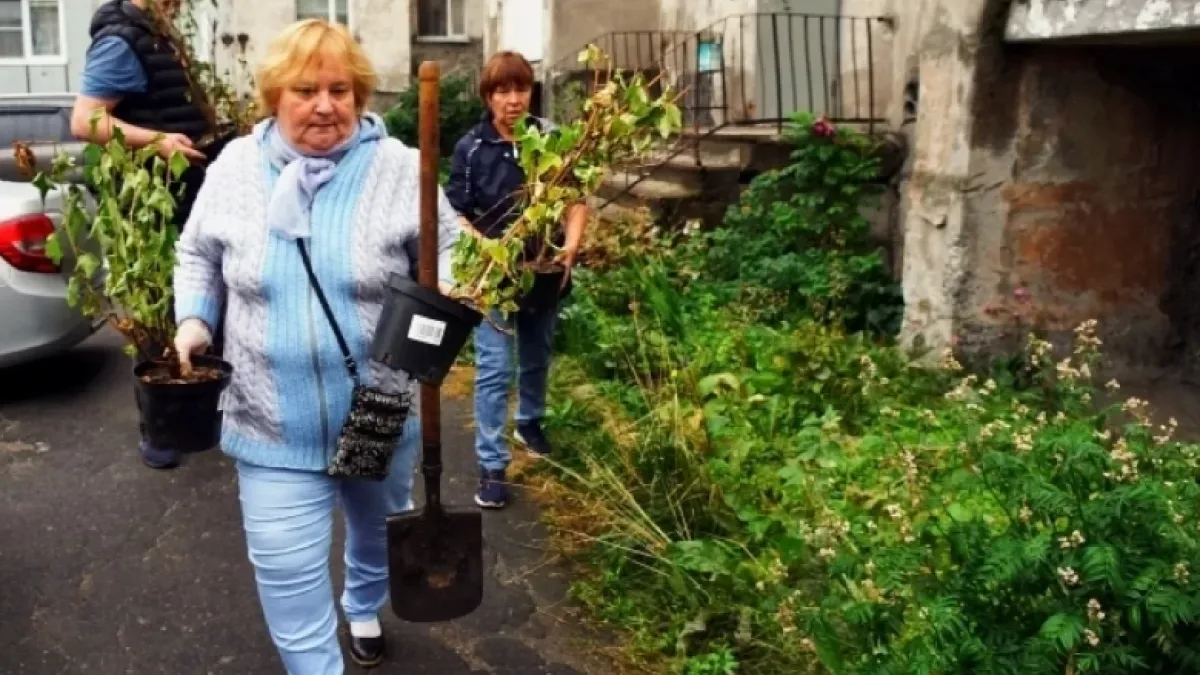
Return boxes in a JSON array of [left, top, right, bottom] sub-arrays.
[[173, 132, 461, 471]]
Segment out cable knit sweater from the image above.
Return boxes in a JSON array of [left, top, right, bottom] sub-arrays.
[[173, 132, 461, 471]]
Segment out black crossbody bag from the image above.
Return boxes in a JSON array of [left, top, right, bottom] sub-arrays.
[[297, 240, 412, 480]]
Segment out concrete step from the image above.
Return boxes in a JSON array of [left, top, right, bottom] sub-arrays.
[[586, 194, 656, 225], [598, 169, 704, 204]]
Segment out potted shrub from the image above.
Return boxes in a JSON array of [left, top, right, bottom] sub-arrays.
[[371, 45, 683, 384], [20, 1, 256, 452], [33, 117, 231, 452]]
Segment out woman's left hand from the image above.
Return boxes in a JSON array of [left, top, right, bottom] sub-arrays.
[[555, 247, 579, 290]]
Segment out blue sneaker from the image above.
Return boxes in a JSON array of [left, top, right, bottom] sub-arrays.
[[475, 468, 510, 509], [514, 420, 552, 459], [140, 440, 180, 470]]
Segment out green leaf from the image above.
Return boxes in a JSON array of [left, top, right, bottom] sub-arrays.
[[666, 540, 735, 575], [699, 373, 740, 397], [32, 172, 53, 200], [657, 113, 676, 140], [1038, 613, 1084, 652], [535, 152, 562, 176], [168, 151, 189, 180], [76, 252, 100, 278], [43, 233, 62, 263]]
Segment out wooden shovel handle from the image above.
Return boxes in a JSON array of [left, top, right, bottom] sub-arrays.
[[417, 61, 444, 507]]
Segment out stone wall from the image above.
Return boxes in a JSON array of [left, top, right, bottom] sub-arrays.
[[960, 46, 1200, 373], [886, 0, 1200, 375], [1007, 0, 1200, 42]]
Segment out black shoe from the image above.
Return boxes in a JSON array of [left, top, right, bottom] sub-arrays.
[[514, 420, 552, 459], [475, 468, 510, 509], [349, 634, 386, 668]]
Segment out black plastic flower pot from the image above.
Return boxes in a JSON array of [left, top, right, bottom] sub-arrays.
[[516, 269, 567, 314], [133, 354, 233, 454], [370, 273, 483, 385]]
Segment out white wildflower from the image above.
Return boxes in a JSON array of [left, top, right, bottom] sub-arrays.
[[1057, 566, 1080, 586]]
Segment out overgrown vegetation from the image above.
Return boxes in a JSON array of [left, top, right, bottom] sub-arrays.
[[696, 117, 901, 334], [529, 114, 1200, 674]]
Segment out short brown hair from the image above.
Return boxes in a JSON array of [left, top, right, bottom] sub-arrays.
[[255, 19, 378, 116], [478, 51, 534, 100]]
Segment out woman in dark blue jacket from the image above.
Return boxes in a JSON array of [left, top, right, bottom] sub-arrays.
[[445, 51, 588, 509]]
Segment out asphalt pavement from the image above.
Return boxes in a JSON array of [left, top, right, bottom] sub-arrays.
[[0, 329, 610, 675]]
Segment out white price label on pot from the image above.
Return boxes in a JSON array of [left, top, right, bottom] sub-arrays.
[[408, 314, 447, 346]]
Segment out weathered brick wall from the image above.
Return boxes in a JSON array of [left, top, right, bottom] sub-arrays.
[[957, 46, 1200, 373]]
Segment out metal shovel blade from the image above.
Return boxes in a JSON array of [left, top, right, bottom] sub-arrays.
[[387, 504, 484, 622]]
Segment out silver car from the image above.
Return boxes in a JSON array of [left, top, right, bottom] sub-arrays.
[[0, 94, 101, 368]]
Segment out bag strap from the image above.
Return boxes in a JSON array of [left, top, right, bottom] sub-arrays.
[[296, 239, 360, 383]]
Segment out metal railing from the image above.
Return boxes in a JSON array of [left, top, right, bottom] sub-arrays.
[[543, 13, 892, 210], [545, 13, 891, 130]]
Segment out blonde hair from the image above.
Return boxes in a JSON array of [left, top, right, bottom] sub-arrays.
[[255, 19, 378, 115]]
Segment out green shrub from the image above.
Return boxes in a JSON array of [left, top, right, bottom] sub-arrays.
[[381, 73, 483, 159], [680, 113, 902, 335]]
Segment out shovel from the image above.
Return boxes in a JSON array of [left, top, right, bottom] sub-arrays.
[[387, 61, 485, 623]]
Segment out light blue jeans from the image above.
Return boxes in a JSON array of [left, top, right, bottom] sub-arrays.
[[474, 305, 557, 471], [235, 415, 419, 675]]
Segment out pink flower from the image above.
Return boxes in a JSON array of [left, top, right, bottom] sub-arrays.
[[812, 117, 836, 138], [1014, 287, 1029, 300]]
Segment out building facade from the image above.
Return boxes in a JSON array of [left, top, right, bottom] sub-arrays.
[[0, 0, 96, 95], [2, 1, 485, 98], [521, 0, 892, 127]]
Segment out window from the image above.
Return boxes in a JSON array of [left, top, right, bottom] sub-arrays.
[[296, 0, 349, 26], [0, 0, 63, 61], [418, 0, 466, 38]]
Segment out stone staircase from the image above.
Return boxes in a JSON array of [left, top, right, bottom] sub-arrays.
[[589, 125, 797, 228]]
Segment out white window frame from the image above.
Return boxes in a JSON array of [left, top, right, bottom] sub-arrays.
[[417, 0, 468, 42], [295, 0, 353, 29], [0, 0, 67, 66]]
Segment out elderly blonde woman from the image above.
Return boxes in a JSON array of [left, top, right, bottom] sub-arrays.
[[170, 19, 461, 673]]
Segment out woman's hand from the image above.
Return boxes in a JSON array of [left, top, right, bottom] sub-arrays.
[[174, 318, 213, 374], [555, 246, 579, 290], [458, 217, 484, 239]]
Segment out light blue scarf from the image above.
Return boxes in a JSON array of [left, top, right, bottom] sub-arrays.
[[257, 112, 386, 240]]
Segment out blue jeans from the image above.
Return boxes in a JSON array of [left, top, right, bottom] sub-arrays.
[[474, 306, 557, 471], [235, 415, 419, 675]]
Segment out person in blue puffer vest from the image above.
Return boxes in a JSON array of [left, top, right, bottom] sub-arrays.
[[445, 51, 590, 510]]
